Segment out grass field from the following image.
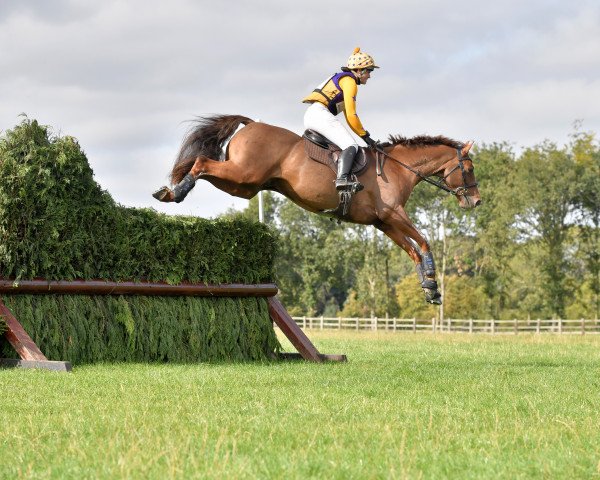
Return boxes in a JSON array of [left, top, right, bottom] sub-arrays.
[[1, 331, 600, 479]]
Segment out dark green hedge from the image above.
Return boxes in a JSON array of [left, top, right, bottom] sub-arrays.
[[0, 295, 278, 363], [0, 119, 277, 283], [0, 118, 280, 362]]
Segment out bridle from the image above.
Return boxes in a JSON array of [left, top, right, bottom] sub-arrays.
[[373, 145, 478, 197], [438, 148, 479, 196]]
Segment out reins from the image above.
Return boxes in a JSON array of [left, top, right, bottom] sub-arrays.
[[372, 145, 478, 196]]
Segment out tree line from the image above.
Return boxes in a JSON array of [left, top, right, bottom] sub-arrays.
[[222, 126, 599, 321]]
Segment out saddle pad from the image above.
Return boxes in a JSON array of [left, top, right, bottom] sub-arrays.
[[303, 138, 370, 177]]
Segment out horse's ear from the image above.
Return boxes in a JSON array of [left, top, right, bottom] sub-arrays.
[[461, 140, 474, 157]]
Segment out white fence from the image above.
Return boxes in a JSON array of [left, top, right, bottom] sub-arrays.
[[290, 316, 600, 334]]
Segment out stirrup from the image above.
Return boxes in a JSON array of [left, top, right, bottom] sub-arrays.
[[335, 177, 363, 191], [335, 177, 351, 190]]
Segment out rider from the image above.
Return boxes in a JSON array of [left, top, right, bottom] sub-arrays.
[[302, 47, 379, 190]]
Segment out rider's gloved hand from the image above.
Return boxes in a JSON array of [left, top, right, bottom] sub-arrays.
[[362, 132, 379, 148]]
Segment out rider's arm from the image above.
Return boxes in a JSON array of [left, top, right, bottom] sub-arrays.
[[339, 76, 367, 137]]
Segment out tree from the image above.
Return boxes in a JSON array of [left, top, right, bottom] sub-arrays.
[[395, 274, 436, 319], [570, 126, 600, 319], [341, 227, 400, 318], [512, 142, 580, 318], [274, 200, 364, 315], [471, 143, 518, 318], [406, 177, 478, 323]]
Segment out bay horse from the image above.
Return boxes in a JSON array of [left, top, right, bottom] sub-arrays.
[[153, 115, 481, 304]]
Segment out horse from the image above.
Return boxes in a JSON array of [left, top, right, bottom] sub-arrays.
[[153, 114, 481, 304]]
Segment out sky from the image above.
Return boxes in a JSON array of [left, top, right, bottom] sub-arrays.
[[1, 0, 599, 218]]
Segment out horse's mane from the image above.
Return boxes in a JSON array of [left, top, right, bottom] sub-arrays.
[[385, 134, 464, 149]]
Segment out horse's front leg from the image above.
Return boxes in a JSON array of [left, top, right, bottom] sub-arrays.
[[415, 250, 442, 305], [379, 214, 442, 305]]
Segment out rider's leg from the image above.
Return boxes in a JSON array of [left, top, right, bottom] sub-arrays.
[[304, 103, 361, 189], [335, 146, 358, 189]]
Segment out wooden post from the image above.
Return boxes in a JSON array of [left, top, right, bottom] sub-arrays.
[[469, 318, 473, 334], [393, 318, 397, 332], [514, 318, 518, 335], [412, 318, 416, 333], [491, 319, 495, 334], [302, 316, 306, 329], [0, 300, 71, 371], [373, 317, 378, 331], [581, 318, 585, 335], [320, 316, 324, 330], [268, 298, 346, 362], [559, 318, 563, 334], [536, 318, 541, 334], [338, 316, 341, 330]]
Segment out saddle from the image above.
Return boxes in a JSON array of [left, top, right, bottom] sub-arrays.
[[302, 129, 370, 177]]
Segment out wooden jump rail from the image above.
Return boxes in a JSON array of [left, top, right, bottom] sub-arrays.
[[0, 279, 346, 372]]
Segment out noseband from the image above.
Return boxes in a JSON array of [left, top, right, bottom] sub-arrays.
[[376, 146, 478, 197]]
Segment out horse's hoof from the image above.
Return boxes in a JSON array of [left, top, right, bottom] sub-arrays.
[[152, 186, 174, 202], [423, 288, 442, 305]]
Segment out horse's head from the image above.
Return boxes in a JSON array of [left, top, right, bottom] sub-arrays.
[[440, 141, 481, 209]]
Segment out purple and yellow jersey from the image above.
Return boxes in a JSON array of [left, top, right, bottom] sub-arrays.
[[302, 72, 367, 137]]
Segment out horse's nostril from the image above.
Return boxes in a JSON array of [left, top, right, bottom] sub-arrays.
[[475, 199, 482, 207]]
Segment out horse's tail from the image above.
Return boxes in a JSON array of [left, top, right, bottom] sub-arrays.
[[171, 114, 254, 184]]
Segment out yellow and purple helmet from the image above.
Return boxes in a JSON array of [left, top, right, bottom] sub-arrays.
[[345, 47, 379, 70]]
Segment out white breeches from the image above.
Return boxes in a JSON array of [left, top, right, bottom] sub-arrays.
[[303, 102, 359, 151]]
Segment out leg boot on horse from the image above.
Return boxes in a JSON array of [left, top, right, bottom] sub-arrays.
[[416, 253, 442, 305]]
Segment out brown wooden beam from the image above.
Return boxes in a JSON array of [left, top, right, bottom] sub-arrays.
[[0, 279, 278, 297], [0, 299, 47, 362], [267, 297, 348, 363]]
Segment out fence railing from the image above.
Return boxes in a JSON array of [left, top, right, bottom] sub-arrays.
[[289, 316, 600, 334]]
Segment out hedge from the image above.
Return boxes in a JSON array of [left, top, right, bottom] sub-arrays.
[[0, 118, 280, 362]]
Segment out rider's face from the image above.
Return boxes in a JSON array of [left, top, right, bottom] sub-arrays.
[[357, 69, 372, 84]]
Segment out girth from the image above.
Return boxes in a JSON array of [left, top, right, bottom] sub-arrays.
[[302, 129, 370, 177]]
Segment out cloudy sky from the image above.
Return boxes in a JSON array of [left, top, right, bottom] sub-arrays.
[[1, 0, 599, 218]]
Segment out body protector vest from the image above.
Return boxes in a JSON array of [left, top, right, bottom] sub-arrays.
[[302, 72, 359, 115]]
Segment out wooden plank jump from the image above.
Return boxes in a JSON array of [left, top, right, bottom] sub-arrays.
[[0, 279, 345, 371]]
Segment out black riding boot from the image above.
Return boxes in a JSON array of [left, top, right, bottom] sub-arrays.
[[336, 146, 362, 190]]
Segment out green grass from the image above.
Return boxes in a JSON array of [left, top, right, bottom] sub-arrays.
[[1, 332, 600, 479]]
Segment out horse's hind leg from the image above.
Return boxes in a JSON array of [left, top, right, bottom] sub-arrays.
[[378, 216, 442, 305], [153, 154, 260, 203], [153, 173, 196, 203]]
